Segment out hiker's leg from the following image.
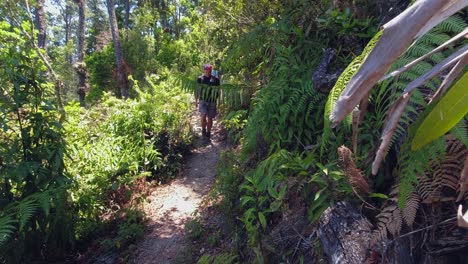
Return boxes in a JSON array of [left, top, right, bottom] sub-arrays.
[[199, 101, 208, 135], [207, 117, 213, 132], [201, 113, 207, 132], [206, 102, 217, 133]]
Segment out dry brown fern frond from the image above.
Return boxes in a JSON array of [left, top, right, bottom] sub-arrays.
[[403, 192, 420, 226], [445, 134, 466, 159], [371, 203, 402, 244], [338, 145, 371, 194], [418, 173, 441, 204], [456, 156, 468, 202], [417, 136, 467, 203]]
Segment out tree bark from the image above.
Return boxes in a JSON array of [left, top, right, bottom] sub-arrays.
[[318, 201, 373, 264], [318, 201, 413, 264], [63, 1, 74, 63], [312, 48, 342, 94], [106, 0, 129, 98], [23, 0, 66, 120], [35, 0, 47, 49], [73, 0, 89, 106], [124, 0, 130, 42], [160, 0, 168, 32]]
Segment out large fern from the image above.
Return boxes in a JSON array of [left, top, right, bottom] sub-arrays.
[[375, 15, 466, 154], [0, 189, 59, 247], [320, 29, 383, 157], [0, 215, 15, 245], [372, 135, 467, 245]]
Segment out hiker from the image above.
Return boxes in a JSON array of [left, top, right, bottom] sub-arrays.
[[195, 64, 220, 138]]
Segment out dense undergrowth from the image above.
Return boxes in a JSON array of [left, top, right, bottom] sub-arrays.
[[65, 76, 192, 247], [190, 1, 468, 264], [0, 20, 193, 261], [1, 0, 467, 263]]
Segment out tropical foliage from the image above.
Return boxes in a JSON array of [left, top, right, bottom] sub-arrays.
[[1, 0, 467, 263]]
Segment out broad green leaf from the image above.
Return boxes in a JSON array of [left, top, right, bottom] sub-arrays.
[[412, 72, 468, 150], [268, 200, 282, 212], [240, 196, 255, 207], [369, 193, 389, 199], [258, 212, 267, 229]]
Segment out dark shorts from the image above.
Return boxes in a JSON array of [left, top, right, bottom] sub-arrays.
[[198, 100, 217, 118]]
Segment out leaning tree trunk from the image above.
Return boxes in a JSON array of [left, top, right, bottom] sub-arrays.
[[35, 0, 47, 49], [106, 0, 129, 98], [73, 0, 89, 106]]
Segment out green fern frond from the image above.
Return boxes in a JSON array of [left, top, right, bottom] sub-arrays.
[[433, 14, 467, 34], [450, 119, 468, 147], [36, 190, 55, 216], [367, 14, 466, 169], [321, 30, 384, 156], [418, 32, 450, 46], [398, 137, 446, 208], [0, 215, 16, 246], [17, 198, 40, 232]]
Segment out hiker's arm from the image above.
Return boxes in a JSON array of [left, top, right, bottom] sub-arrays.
[[195, 78, 201, 107]]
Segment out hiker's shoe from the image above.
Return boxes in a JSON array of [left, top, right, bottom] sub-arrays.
[[206, 131, 211, 138]]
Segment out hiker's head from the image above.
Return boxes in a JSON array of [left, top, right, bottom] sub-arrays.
[[203, 64, 212, 76]]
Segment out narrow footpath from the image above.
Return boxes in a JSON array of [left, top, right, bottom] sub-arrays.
[[131, 113, 224, 264]]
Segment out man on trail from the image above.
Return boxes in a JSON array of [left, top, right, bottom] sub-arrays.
[[195, 64, 220, 138]]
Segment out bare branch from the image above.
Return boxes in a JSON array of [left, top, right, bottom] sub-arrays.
[[330, 0, 465, 127], [403, 45, 468, 94], [381, 28, 468, 81], [414, 0, 468, 39], [372, 93, 412, 175], [430, 56, 468, 104]]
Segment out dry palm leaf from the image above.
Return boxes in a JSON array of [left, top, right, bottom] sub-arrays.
[[330, 0, 467, 126]]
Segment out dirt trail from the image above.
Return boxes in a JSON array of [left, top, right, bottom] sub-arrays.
[[131, 113, 224, 264]]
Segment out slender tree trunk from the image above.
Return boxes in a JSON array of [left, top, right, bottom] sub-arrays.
[[124, 0, 130, 42], [160, 0, 168, 31], [35, 0, 47, 48], [174, 2, 179, 38], [73, 0, 89, 106], [64, 2, 73, 63], [106, 0, 129, 98], [23, 0, 66, 120]]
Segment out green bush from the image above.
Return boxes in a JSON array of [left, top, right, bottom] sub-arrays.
[[85, 45, 117, 102], [0, 22, 74, 262], [221, 110, 247, 144], [64, 75, 192, 242]]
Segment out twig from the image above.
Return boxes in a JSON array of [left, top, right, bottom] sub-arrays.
[[396, 217, 456, 240], [352, 186, 379, 211]]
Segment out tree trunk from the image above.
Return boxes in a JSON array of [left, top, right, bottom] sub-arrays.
[[73, 0, 89, 107], [318, 201, 413, 264], [63, 2, 73, 63], [23, 0, 65, 120], [318, 201, 373, 264], [160, 0, 168, 32], [35, 0, 47, 48], [106, 0, 129, 98], [124, 0, 130, 42]]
